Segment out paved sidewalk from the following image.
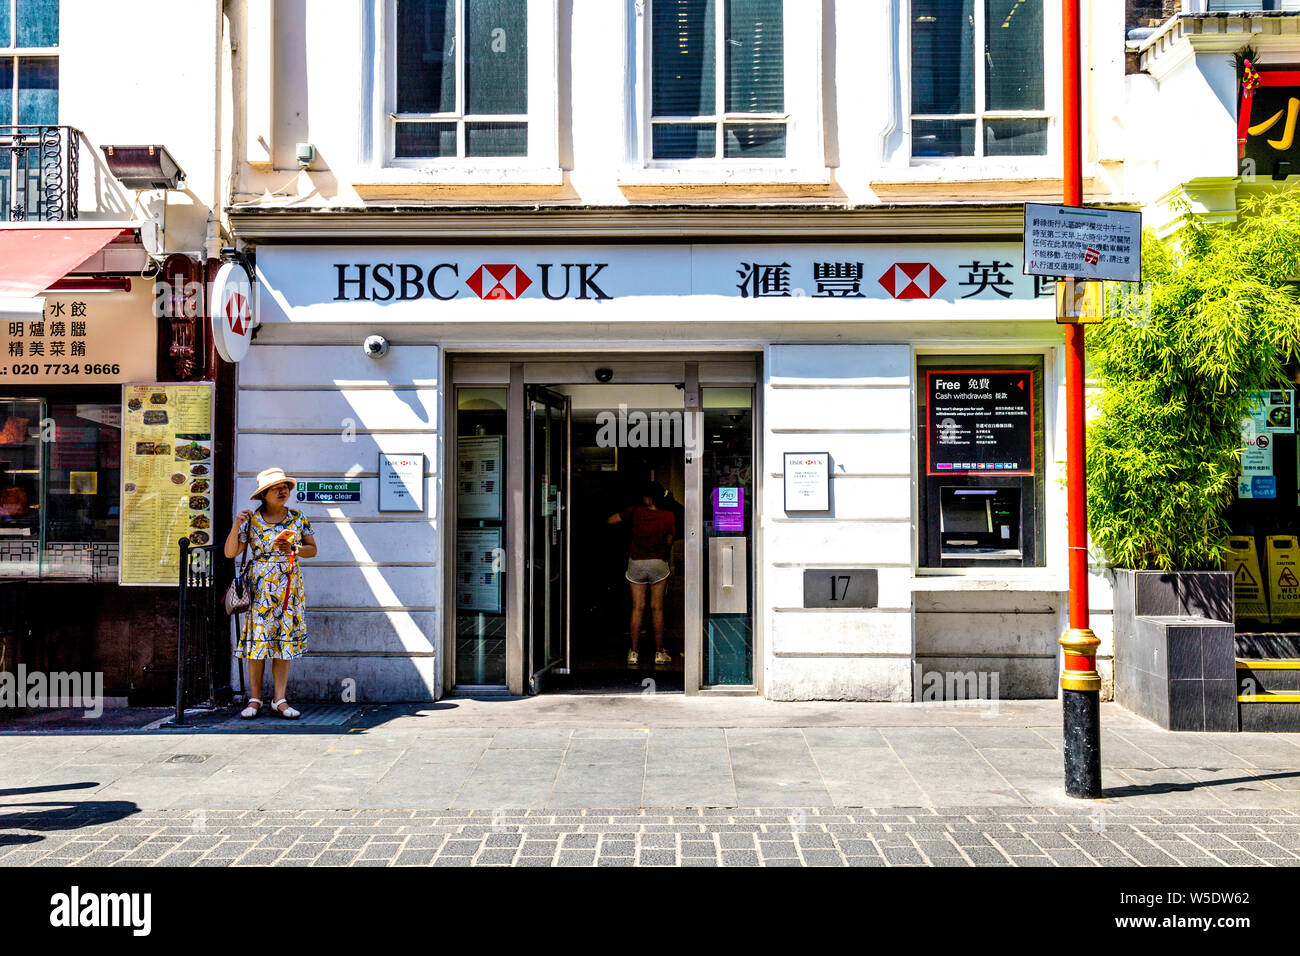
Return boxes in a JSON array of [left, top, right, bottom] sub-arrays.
[[2, 699, 1299, 866], [4, 807, 1299, 867]]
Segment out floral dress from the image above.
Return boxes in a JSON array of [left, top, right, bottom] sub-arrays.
[[236, 508, 313, 660]]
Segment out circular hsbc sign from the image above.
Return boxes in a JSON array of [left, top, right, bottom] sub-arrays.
[[211, 261, 255, 363]]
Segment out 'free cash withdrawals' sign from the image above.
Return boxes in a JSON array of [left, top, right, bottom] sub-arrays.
[[1023, 203, 1141, 283], [927, 370, 1035, 476]]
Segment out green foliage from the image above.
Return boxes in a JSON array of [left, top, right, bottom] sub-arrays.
[[1086, 188, 1300, 570]]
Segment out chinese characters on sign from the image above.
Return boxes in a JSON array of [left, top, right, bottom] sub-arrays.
[[1238, 390, 1294, 500], [1023, 203, 1142, 283], [2, 292, 158, 385], [927, 371, 1035, 476]]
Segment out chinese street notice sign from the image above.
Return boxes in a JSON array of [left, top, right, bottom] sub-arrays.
[[1023, 204, 1141, 283]]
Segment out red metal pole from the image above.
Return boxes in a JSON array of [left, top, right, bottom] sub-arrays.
[[1063, 0, 1087, 632], [1060, 0, 1102, 799]]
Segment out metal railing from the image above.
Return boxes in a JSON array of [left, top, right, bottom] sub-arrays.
[[173, 539, 220, 726], [1, 125, 80, 222]]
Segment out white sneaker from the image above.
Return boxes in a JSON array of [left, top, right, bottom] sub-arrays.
[[626, 650, 639, 666], [654, 650, 672, 665]]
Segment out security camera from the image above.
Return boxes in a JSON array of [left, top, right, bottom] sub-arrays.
[[594, 367, 614, 383], [363, 334, 388, 358]]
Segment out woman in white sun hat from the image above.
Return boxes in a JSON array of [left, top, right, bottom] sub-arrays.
[[223, 467, 318, 720]]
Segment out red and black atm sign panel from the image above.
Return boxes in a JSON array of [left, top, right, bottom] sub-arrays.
[[926, 370, 1035, 477]]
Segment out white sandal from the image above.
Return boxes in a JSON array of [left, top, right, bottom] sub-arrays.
[[240, 698, 262, 720], [271, 698, 300, 720]]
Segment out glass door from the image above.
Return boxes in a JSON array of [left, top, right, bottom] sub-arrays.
[[527, 386, 570, 692], [702, 387, 755, 685]]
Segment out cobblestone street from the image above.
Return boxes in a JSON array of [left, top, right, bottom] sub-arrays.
[[4, 807, 1300, 868]]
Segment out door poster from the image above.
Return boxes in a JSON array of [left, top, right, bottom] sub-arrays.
[[1239, 394, 1283, 500], [119, 383, 215, 585], [457, 436, 503, 520], [926, 370, 1034, 475], [456, 527, 503, 614]]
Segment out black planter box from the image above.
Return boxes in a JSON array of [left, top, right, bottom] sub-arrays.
[[1111, 569, 1237, 732]]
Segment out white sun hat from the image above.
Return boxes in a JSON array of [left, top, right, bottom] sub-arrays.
[[250, 467, 297, 500]]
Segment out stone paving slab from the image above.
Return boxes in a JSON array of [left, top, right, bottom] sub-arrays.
[[2, 807, 1299, 867], [1, 702, 1299, 815]]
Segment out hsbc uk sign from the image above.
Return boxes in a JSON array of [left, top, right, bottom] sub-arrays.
[[256, 243, 1057, 321], [334, 261, 612, 302]]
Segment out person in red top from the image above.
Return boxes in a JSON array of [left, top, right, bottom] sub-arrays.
[[608, 481, 676, 667]]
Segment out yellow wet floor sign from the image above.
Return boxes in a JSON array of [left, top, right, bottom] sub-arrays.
[[1225, 536, 1269, 622], [1267, 535, 1300, 623]]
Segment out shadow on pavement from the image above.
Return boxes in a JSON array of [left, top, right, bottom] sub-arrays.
[[1105, 769, 1300, 798], [0, 782, 139, 847]]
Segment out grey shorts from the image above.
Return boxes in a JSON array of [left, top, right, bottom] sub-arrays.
[[626, 558, 671, 585]]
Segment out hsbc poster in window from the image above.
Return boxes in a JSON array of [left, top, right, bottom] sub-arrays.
[[927, 371, 1034, 476]]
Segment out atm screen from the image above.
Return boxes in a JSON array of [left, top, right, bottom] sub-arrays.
[[939, 486, 1022, 560], [943, 499, 991, 533], [942, 490, 995, 533]]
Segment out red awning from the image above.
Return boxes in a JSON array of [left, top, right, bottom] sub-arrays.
[[0, 226, 127, 298]]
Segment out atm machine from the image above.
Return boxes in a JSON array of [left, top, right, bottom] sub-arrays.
[[938, 486, 1023, 563], [925, 479, 1037, 568]]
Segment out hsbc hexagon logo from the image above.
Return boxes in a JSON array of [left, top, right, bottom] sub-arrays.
[[878, 262, 947, 300], [225, 291, 250, 336], [467, 264, 533, 300]]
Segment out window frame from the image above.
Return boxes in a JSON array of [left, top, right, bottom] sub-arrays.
[[1, 0, 61, 128], [629, 0, 824, 178], [903, 0, 1059, 168], [646, 0, 788, 164], [374, 0, 559, 175]]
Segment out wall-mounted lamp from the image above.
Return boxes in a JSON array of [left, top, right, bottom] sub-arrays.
[[101, 145, 186, 190]]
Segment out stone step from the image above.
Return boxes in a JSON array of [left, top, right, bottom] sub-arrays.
[[1236, 632, 1300, 659], [1237, 660, 1300, 694], [1238, 698, 1300, 732]]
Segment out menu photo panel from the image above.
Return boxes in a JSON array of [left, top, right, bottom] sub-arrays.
[[119, 383, 215, 585]]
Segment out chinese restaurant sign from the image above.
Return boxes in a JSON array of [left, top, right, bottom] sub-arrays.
[[119, 383, 215, 586], [1, 289, 157, 385], [927, 371, 1035, 476], [256, 243, 1068, 321], [1238, 62, 1300, 175]]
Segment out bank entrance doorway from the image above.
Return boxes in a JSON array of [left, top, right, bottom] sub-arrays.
[[448, 357, 758, 697]]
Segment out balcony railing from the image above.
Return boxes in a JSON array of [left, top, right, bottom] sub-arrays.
[[1, 126, 80, 223]]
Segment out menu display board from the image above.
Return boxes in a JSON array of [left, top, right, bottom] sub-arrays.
[[456, 527, 503, 614], [927, 370, 1035, 476], [1, 289, 158, 385], [119, 383, 215, 585], [457, 436, 503, 520]]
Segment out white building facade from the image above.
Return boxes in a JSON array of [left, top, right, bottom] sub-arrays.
[[225, 0, 1145, 702]]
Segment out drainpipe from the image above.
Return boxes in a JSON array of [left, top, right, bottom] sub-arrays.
[[206, 0, 225, 262]]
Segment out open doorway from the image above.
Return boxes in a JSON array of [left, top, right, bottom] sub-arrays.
[[551, 384, 686, 692]]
